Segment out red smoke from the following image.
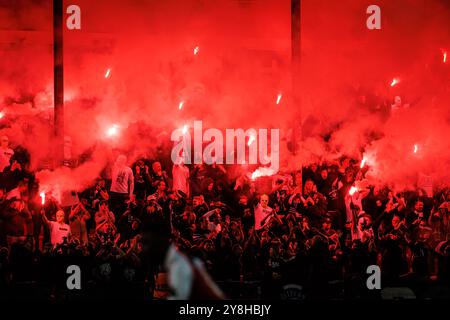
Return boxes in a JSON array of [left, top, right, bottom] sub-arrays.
[[0, 0, 449, 194]]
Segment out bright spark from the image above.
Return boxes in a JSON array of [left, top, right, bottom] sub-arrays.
[[360, 157, 366, 169], [178, 101, 184, 110], [251, 167, 276, 180], [107, 124, 119, 137], [40, 192, 45, 205], [105, 68, 111, 78], [444, 51, 447, 63], [194, 46, 199, 55], [390, 78, 400, 87], [349, 186, 358, 196], [276, 93, 282, 105], [414, 144, 418, 154], [182, 125, 188, 135], [0, 111, 4, 119]]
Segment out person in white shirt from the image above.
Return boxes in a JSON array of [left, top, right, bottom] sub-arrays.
[[172, 158, 189, 198], [41, 209, 71, 247], [254, 194, 274, 231], [0, 135, 14, 173], [109, 154, 134, 219]]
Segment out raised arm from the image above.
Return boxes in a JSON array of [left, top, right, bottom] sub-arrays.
[[40, 209, 50, 227], [129, 171, 135, 198]]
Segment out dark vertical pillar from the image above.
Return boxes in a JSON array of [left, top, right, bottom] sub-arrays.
[[53, 0, 64, 167], [291, 0, 301, 156]]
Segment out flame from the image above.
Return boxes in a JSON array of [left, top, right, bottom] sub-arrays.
[[193, 46, 199, 55], [178, 101, 184, 110], [349, 186, 358, 196], [390, 78, 400, 87], [106, 124, 119, 137], [247, 134, 256, 146], [251, 167, 276, 180], [40, 191, 45, 205], [444, 51, 447, 63], [276, 93, 282, 105], [360, 157, 366, 169], [105, 68, 111, 78], [413, 144, 418, 154]]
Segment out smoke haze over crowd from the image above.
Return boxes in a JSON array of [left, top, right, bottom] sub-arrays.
[[0, 0, 449, 193]]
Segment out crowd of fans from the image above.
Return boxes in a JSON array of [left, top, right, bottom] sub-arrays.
[[0, 125, 450, 299]]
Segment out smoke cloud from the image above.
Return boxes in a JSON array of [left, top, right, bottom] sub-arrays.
[[0, 0, 448, 194]]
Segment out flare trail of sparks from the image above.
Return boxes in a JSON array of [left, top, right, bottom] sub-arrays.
[[360, 157, 366, 168], [390, 78, 400, 87], [349, 186, 358, 196], [276, 93, 282, 105], [40, 192, 45, 205], [251, 167, 276, 180]]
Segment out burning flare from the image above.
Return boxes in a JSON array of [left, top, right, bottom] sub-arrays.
[[251, 167, 276, 180], [443, 51, 447, 63], [360, 157, 366, 169], [40, 192, 45, 205], [193, 46, 199, 55], [390, 78, 400, 87], [276, 93, 282, 105], [107, 124, 119, 137], [105, 68, 111, 79], [349, 186, 358, 196], [178, 101, 184, 110], [413, 144, 418, 154]]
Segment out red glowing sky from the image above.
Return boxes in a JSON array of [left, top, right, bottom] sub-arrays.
[[0, 0, 449, 192]]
